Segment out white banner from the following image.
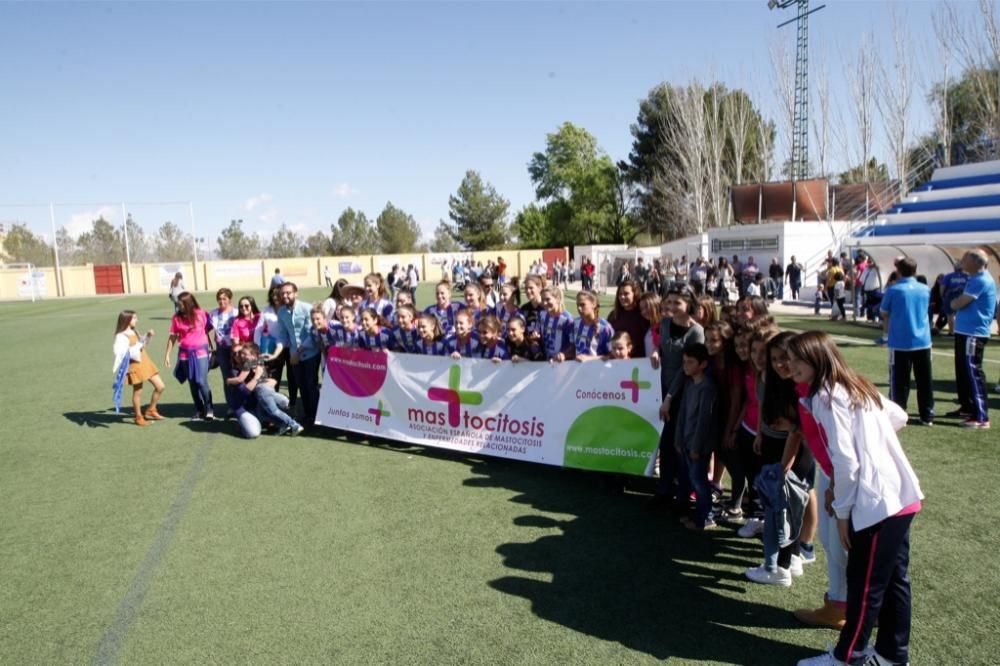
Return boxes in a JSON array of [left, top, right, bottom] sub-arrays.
[[315, 348, 662, 476]]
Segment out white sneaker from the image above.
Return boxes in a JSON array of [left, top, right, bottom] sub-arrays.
[[864, 651, 908, 666], [797, 651, 848, 666], [737, 517, 764, 538], [745, 564, 791, 587], [790, 554, 804, 577]]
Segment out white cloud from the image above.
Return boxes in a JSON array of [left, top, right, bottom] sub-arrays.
[[242, 193, 273, 212], [289, 223, 309, 235], [64, 205, 118, 238], [259, 209, 279, 225], [333, 182, 357, 199]]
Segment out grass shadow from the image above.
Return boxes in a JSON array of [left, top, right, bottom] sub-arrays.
[[464, 460, 816, 664], [62, 409, 127, 429]]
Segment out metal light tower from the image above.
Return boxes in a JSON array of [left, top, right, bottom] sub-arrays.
[[769, 0, 825, 181]]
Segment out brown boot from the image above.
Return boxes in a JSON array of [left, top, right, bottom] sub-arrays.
[[144, 409, 165, 421], [135, 414, 151, 427], [793, 599, 846, 630]]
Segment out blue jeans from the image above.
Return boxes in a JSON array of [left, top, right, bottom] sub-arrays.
[[255, 384, 296, 428], [681, 454, 712, 524], [188, 355, 214, 415]]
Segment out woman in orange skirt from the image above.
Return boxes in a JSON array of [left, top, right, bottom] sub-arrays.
[[113, 310, 166, 425]]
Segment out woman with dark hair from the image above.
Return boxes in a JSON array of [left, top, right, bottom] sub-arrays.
[[322, 279, 349, 321], [231, 295, 260, 345], [608, 280, 650, 357], [164, 292, 215, 420]]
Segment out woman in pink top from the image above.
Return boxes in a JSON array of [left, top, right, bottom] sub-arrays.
[[231, 296, 260, 345], [164, 291, 216, 420]]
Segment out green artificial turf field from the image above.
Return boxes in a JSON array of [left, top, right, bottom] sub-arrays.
[[1, 285, 998, 665]]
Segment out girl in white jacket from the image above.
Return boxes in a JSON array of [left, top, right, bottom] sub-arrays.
[[789, 331, 923, 666], [112, 310, 165, 426]]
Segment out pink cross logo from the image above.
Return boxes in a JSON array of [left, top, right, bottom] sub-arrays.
[[367, 399, 390, 426], [620, 367, 652, 404]]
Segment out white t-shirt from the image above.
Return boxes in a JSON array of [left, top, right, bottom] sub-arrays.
[[746, 282, 761, 297]]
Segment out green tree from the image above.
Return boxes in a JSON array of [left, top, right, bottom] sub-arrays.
[[623, 83, 774, 238], [119, 215, 151, 263], [330, 208, 379, 255], [302, 231, 332, 257], [446, 170, 510, 250], [267, 223, 304, 258], [1, 223, 53, 266], [217, 219, 263, 259], [511, 204, 551, 249], [376, 202, 421, 253], [76, 217, 123, 264], [429, 220, 463, 252], [154, 221, 193, 262], [527, 122, 629, 245], [837, 158, 890, 184], [56, 227, 77, 265]]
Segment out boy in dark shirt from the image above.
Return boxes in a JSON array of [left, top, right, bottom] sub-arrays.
[[675, 343, 719, 531]]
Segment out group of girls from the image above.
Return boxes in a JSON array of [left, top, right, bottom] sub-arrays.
[[307, 273, 636, 364], [112, 268, 925, 664], [638, 284, 923, 666]]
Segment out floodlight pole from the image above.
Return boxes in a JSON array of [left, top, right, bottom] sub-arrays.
[[189, 201, 200, 291], [121, 202, 133, 294], [49, 203, 63, 297], [771, 0, 825, 182]]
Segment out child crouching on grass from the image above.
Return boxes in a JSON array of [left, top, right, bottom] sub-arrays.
[[227, 342, 303, 436], [674, 343, 718, 531]]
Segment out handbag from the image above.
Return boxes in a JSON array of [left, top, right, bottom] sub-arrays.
[[208, 350, 219, 370]]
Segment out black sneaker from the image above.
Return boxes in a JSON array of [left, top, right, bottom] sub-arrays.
[[944, 409, 971, 418]]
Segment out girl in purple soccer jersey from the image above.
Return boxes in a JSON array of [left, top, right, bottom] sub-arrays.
[[415, 313, 447, 356], [359, 272, 394, 321], [446, 310, 480, 358], [358, 308, 395, 351], [566, 290, 614, 362], [538, 285, 574, 362], [424, 281, 464, 335]]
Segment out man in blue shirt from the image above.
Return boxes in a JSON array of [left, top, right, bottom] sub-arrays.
[[270, 281, 321, 428], [880, 257, 934, 425], [949, 250, 997, 429]]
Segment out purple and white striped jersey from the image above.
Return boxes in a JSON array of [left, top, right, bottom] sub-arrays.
[[392, 326, 421, 353], [360, 298, 394, 321], [326, 322, 361, 348], [359, 328, 395, 351], [538, 309, 574, 359], [445, 332, 480, 357], [415, 338, 447, 356], [423, 303, 464, 335], [571, 317, 614, 357], [479, 340, 510, 360], [494, 304, 520, 326]]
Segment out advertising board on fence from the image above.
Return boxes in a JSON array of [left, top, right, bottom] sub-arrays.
[[315, 348, 661, 475]]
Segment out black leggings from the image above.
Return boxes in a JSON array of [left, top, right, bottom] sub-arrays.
[[727, 426, 758, 509]]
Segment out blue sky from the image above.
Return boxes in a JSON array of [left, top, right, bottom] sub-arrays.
[[0, 1, 944, 251]]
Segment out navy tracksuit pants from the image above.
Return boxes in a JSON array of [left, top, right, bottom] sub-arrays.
[[834, 512, 915, 664]]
